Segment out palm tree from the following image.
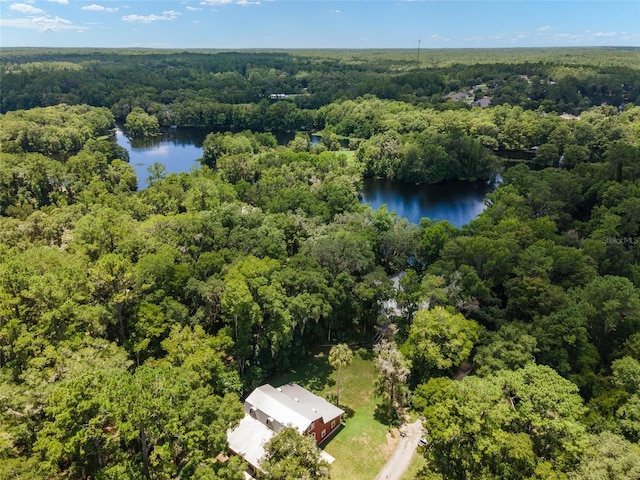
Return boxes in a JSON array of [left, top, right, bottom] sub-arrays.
[[328, 344, 353, 406]]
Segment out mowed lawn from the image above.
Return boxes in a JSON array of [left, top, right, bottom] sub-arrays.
[[269, 348, 393, 480], [401, 452, 427, 480]]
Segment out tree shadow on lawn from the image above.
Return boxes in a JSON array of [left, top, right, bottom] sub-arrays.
[[357, 347, 375, 361], [374, 403, 402, 428], [268, 349, 336, 393], [342, 405, 356, 421]]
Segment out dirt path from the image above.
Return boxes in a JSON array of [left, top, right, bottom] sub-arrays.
[[374, 419, 423, 480]]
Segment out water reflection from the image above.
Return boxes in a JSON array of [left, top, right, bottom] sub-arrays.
[[360, 177, 497, 227], [116, 127, 497, 227], [117, 127, 327, 190], [115, 129, 204, 189]]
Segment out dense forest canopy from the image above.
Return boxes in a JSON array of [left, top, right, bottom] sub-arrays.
[[1, 48, 640, 479], [2, 47, 639, 119]]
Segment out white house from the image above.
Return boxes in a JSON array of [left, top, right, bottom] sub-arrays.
[[227, 383, 344, 472]]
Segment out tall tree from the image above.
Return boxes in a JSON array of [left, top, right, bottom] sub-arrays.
[[474, 322, 537, 376], [414, 364, 587, 479], [568, 432, 640, 480], [328, 343, 353, 405], [374, 340, 410, 424], [402, 306, 478, 383], [89, 253, 135, 344], [260, 427, 330, 480], [106, 365, 243, 480], [124, 108, 160, 138], [220, 272, 260, 377], [578, 275, 640, 367]]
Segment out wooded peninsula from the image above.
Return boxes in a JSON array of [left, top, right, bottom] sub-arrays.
[[1, 47, 640, 480]]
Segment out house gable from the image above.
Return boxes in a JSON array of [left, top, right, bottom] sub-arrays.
[[245, 384, 317, 434], [276, 383, 344, 426]]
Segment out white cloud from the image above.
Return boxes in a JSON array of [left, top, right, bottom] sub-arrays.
[[200, 0, 259, 5], [329, 9, 341, 14], [536, 25, 552, 32], [122, 10, 181, 23], [146, 145, 169, 157], [46, 0, 70, 4], [430, 34, 451, 42], [9, 3, 45, 14], [186, 6, 202, 11], [0, 15, 86, 31], [593, 31, 617, 37], [82, 4, 119, 12], [618, 32, 640, 41], [553, 33, 584, 40]]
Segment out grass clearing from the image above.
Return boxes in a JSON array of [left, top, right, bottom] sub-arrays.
[[268, 348, 393, 480], [339, 149, 356, 161], [400, 452, 428, 480]]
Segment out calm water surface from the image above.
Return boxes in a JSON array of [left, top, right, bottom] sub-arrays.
[[117, 127, 496, 226], [116, 128, 206, 189], [116, 128, 323, 189], [360, 177, 497, 227]]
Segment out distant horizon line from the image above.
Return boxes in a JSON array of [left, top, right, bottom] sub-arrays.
[[2, 45, 639, 51]]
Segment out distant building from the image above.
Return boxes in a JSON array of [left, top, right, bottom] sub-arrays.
[[227, 383, 343, 472], [269, 93, 288, 100], [473, 96, 492, 108], [446, 91, 471, 101], [560, 113, 580, 121]]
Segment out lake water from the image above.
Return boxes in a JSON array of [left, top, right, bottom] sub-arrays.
[[117, 127, 496, 226], [115, 128, 206, 189], [360, 177, 496, 227], [115, 128, 323, 189]]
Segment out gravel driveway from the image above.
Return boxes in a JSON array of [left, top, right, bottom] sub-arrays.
[[374, 419, 423, 480]]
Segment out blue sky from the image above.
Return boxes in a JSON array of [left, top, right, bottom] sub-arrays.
[[1, 1, 639, 49]]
